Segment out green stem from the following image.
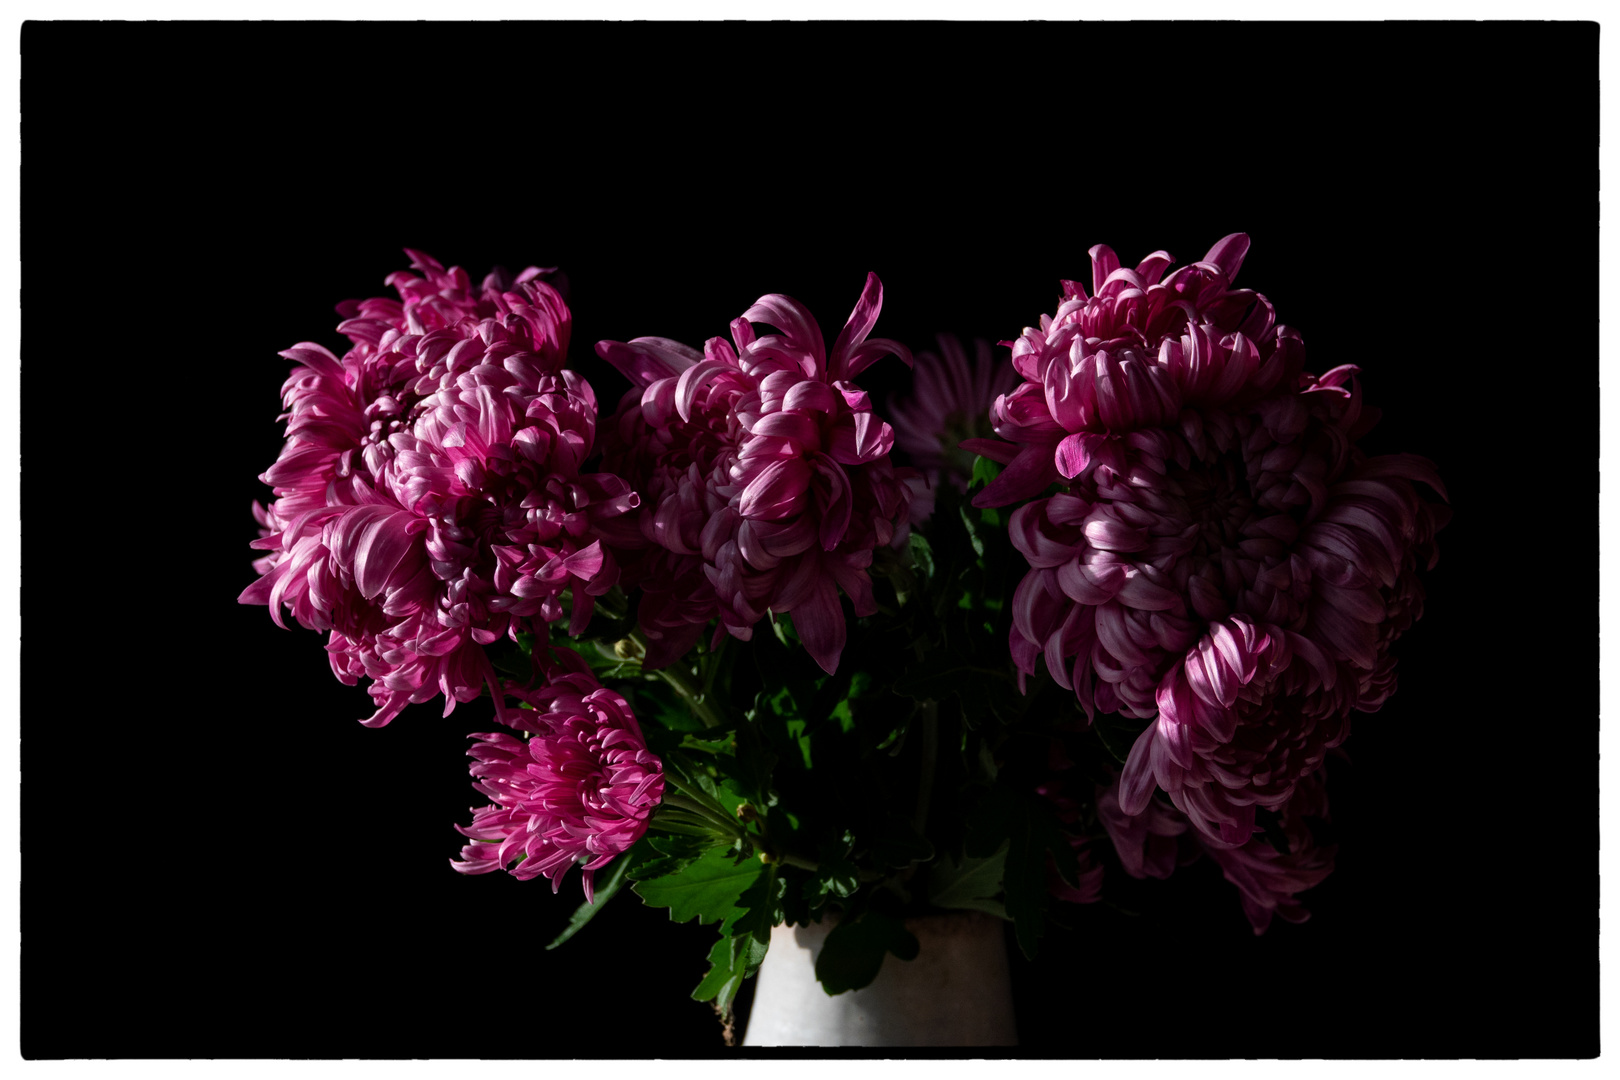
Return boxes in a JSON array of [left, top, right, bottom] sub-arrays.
[[911, 699, 939, 840], [636, 630, 726, 729], [702, 635, 727, 699], [595, 585, 629, 623], [659, 768, 736, 822], [648, 814, 725, 839], [777, 851, 821, 873], [764, 847, 885, 883], [653, 808, 720, 830], [662, 793, 742, 837]]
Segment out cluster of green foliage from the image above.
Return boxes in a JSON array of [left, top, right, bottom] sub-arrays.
[[510, 459, 1132, 1028]]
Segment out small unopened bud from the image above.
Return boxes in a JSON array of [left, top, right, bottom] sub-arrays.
[[613, 637, 640, 660], [758, 850, 778, 865], [736, 803, 759, 823]]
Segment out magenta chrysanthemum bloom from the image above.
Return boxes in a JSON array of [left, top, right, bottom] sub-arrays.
[[1200, 772, 1335, 934], [1098, 767, 1332, 932], [977, 234, 1448, 845], [597, 273, 914, 674], [1117, 615, 1356, 844], [240, 251, 639, 726], [451, 648, 663, 901], [886, 334, 1019, 520]]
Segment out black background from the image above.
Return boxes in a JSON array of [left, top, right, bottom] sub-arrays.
[[22, 21, 1597, 1059]]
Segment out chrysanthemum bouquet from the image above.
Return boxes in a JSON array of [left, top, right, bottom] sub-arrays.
[[240, 237, 1448, 1027]]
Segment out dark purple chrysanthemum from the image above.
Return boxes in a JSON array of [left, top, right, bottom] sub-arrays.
[[1096, 766, 1333, 933], [596, 274, 914, 674], [886, 334, 1019, 521], [977, 235, 1448, 845], [1115, 615, 1354, 845], [1200, 771, 1336, 934], [240, 251, 639, 726]]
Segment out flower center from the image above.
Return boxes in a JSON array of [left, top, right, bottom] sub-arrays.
[[1175, 454, 1255, 560]]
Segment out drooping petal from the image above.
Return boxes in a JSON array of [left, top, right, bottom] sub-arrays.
[[787, 578, 847, 676]]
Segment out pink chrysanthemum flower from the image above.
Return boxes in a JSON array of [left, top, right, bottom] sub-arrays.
[[975, 234, 1448, 845], [1199, 771, 1336, 934], [240, 251, 639, 727], [451, 648, 664, 901], [886, 334, 1019, 521], [1117, 615, 1355, 844], [597, 273, 914, 674], [1098, 766, 1332, 933]]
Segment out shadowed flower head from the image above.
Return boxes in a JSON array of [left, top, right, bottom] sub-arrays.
[[597, 273, 914, 674], [977, 235, 1448, 846], [1116, 615, 1354, 844], [1199, 771, 1336, 934], [1098, 765, 1332, 932], [239, 251, 639, 727], [451, 648, 664, 900], [886, 334, 1019, 520]]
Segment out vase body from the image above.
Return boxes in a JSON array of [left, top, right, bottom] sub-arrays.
[[741, 911, 1018, 1047]]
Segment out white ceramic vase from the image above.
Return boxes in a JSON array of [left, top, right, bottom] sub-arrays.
[[741, 911, 1019, 1047]]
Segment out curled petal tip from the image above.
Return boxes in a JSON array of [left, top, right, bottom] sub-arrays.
[[1202, 233, 1251, 279]]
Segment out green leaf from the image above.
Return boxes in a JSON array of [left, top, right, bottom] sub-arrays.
[[908, 531, 936, 580], [788, 717, 812, 769], [680, 733, 735, 756], [692, 935, 737, 1003], [632, 845, 765, 925], [965, 787, 1078, 960], [660, 748, 745, 819], [814, 911, 920, 995], [957, 501, 987, 557], [927, 843, 1009, 920], [628, 680, 709, 734], [807, 859, 859, 903], [693, 932, 771, 1014], [485, 634, 537, 683], [570, 638, 643, 681], [624, 834, 709, 881], [1094, 711, 1152, 765], [969, 454, 1003, 492], [642, 815, 725, 840], [721, 861, 784, 946], [545, 845, 637, 950], [762, 685, 799, 720], [777, 867, 812, 928], [770, 611, 800, 647], [721, 715, 778, 809], [740, 929, 772, 980], [813, 667, 866, 722], [801, 832, 859, 905]]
